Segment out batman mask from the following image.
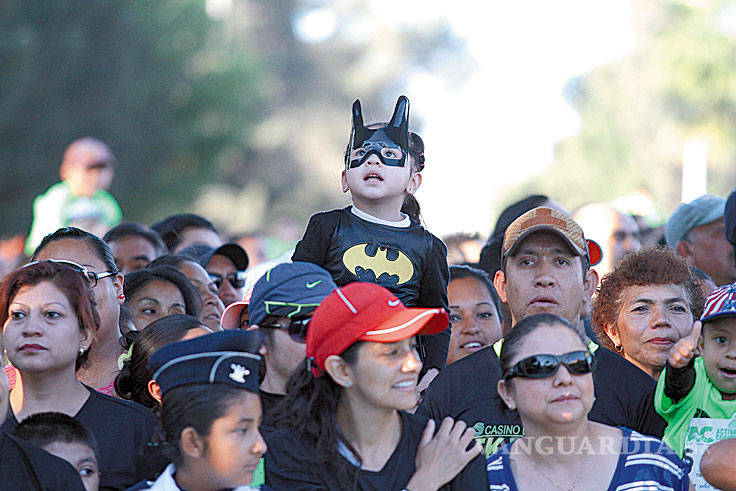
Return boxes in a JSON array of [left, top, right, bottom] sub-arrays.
[[347, 95, 410, 169]]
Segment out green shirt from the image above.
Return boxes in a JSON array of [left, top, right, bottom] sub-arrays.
[[26, 180, 121, 255], [655, 357, 736, 456]]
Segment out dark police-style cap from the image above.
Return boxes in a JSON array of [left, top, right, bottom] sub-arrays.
[[148, 330, 262, 396], [248, 262, 337, 327]]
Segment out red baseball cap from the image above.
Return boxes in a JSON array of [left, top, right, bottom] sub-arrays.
[[220, 288, 253, 331], [306, 282, 449, 377]]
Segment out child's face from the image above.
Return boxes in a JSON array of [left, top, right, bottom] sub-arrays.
[[200, 391, 267, 487], [43, 441, 100, 491], [341, 152, 420, 207], [700, 317, 736, 399]]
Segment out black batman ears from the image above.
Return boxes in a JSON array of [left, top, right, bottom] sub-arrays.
[[389, 95, 409, 130], [352, 99, 364, 130]]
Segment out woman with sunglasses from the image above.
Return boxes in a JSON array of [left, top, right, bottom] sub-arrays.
[[265, 282, 486, 490], [0, 260, 159, 490], [30, 227, 125, 395], [488, 313, 689, 490]]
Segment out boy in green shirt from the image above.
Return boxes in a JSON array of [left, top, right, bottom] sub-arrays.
[[26, 137, 121, 255], [655, 282, 736, 460]]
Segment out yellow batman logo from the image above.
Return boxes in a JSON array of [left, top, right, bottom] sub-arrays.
[[342, 243, 414, 285]]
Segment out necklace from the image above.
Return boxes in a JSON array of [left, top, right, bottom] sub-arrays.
[[529, 454, 589, 490], [511, 440, 592, 491]]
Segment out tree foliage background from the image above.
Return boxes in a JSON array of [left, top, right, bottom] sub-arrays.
[[516, 0, 736, 219], [0, 0, 465, 241], [2, 0, 735, 243]]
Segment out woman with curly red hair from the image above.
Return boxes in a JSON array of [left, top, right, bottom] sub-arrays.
[[592, 246, 705, 379]]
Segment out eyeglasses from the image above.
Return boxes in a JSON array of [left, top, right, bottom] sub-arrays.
[[22, 259, 117, 288], [209, 271, 246, 290], [261, 317, 311, 343], [503, 350, 594, 380]]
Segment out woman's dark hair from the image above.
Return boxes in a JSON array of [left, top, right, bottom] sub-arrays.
[[148, 254, 190, 270], [272, 342, 364, 483], [449, 265, 504, 324], [32, 227, 119, 274], [0, 261, 101, 370], [151, 214, 219, 252], [160, 383, 245, 465], [115, 314, 207, 409], [592, 246, 704, 353], [401, 132, 424, 222], [123, 266, 202, 320], [499, 313, 586, 376], [103, 222, 167, 255]]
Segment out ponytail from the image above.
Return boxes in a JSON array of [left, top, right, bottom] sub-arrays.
[[403, 131, 425, 222], [401, 195, 421, 222], [272, 343, 363, 481]]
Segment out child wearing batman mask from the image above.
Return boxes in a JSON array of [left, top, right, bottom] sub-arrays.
[[293, 96, 450, 388]]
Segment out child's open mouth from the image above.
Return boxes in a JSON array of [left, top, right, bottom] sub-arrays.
[[720, 366, 736, 378], [364, 172, 383, 181]]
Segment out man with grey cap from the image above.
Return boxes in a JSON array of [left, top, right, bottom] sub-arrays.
[[666, 194, 736, 286], [248, 261, 337, 427]]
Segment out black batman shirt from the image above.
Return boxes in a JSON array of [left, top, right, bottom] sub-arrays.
[[293, 206, 450, 370]]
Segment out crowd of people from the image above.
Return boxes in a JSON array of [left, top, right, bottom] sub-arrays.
[[2, 95, 736, 490]]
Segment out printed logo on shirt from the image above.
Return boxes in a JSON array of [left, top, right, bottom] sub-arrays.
[[684, 414, 736, 489], [472, 422, 524, 457], [342, 243, 414, 286], [229, 363, 250, 384]]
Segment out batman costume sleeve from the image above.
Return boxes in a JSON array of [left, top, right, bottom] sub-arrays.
[[417, 234, 450, 371], [293, 206, 450, 371], [292, 211, 334, 267]]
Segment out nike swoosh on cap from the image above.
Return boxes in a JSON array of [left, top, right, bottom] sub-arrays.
[[306, 280, 323, 288]]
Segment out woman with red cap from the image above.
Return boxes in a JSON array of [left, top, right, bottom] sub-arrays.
[[264, 282, 486, 490]]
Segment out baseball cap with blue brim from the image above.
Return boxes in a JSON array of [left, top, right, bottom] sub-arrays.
[[701, 283, 736, 324], [665, 194, 726, 248], [248, 262, 337, 327]]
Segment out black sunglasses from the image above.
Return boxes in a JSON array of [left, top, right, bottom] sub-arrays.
[[209, 271, 246, 290], [261, 317, 311, 343], [503, 350, 594, 380], [22, 259, 117, 288]]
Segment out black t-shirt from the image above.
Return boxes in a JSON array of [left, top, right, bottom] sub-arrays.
[[260, 390, 285, 428], [292, 207, 450, 370], [417, 346, 522, 457], [417, 345, 666, 458], [263, 411, 487, 490], [2, 385, 159, 491], [0, 431, 85, 490], [588, 346, 666, 437]]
